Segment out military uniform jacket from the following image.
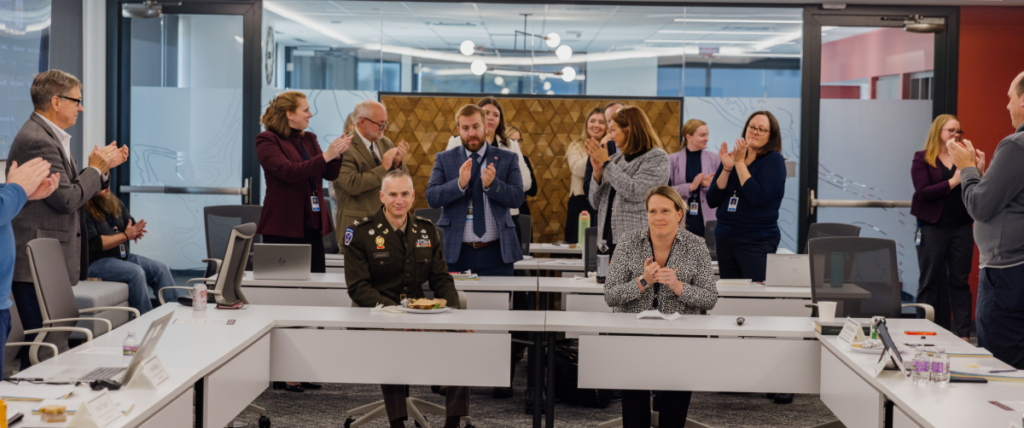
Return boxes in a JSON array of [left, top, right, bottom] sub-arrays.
[[343, 206, 459, 308]]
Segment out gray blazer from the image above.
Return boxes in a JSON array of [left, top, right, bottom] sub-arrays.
[[589, 147, 670, 244], [6, 114, 105, 284]]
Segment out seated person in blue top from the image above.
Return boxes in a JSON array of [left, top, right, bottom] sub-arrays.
[[604, 185, 717, 428], [84, 188, 180, 314]]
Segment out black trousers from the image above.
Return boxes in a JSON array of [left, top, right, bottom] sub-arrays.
[[916, 224, 974, 337], [715, 234, 780, 282], [622, 390, 693, 428], [262, 225, 326, 273], [977, 264, 1024, 369]]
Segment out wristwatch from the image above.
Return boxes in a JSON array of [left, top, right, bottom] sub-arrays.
[[638, 277, 648, 287]]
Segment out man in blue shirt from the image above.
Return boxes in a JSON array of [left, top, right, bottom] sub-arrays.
[[0, 158, 60, 368]]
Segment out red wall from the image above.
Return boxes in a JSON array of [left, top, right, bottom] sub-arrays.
[[957, 6, 1024, 318]]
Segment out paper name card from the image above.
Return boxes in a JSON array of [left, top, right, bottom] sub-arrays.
[[636, 310, 682, 321], [127, 355, 170, 390], [837, 317, 866, 346], [69, 390, 125, 428], [173, 318, 236, 325], [873, 349, 891, 378]]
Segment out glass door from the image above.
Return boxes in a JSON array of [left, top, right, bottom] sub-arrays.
[[112, 2, 260, 271]]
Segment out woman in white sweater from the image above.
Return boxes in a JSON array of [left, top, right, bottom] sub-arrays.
[[565, 106, 605, 243]]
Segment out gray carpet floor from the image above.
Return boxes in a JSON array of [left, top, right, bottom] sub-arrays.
[[230, 359, 839, 428]]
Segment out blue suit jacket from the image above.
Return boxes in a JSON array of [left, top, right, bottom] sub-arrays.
[[426, 144, 525, 264]]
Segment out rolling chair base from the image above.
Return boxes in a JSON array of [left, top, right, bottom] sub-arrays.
[[344, 397, 473, 428], [597, 411, 710, 428]]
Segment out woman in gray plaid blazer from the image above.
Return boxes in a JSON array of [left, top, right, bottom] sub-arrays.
[[587, 106, 671, 253]]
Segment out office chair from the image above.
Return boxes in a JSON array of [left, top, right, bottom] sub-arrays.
[[159, 223, 256, 306], [323, 198, 340, 255], [414, 208, 442, 226], [4, 298, 93, 375], [704, 220, 717, 261], [344, 291, 472, 428], [807, 237, 933, 321], [803, 223, 861, 254], [204, 205, 262, 277], [517, 214, 532, 255], [25, 239, 140, 363]]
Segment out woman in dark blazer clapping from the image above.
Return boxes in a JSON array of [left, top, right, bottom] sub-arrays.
[[911, 114, 985, 340], [256, 91, 351, 273]]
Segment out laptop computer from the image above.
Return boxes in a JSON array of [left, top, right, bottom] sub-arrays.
[[43, 311, 174, 384], [252, 244, 311, 280], [764, 254, 811, 287]]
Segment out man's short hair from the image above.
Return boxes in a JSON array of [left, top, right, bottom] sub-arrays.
[[456, 104, 485, 124], [381, 168, 414, 192], [604, 101, 624, 111], [353, 99, 384, 120], [31, 70, 81, 112], [1016, 71, 1024, 97]]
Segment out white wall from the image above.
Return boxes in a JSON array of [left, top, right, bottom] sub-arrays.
[[584, 58, 658, 97], [82, 0, 106, 166]]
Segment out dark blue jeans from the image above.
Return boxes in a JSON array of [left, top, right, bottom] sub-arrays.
[[715, 234, 781, 282], [977, 265, 1024, 369], [0, 308, 10, 371], [447, 242, 514, 276], [88, 254, 180, 314]]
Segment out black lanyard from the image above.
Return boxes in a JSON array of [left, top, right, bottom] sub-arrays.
[[292, 140, 317, 192], [648, 234, 675, 309], [105, 214, 120, 232]]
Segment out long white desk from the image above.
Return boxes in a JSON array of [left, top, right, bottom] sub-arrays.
[[11, 304, 547, 428], [514, 257, 586, 272], [209, 272, 535, 310], [528, 243, 583, 256]]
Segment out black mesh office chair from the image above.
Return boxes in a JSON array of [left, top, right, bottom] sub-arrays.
[[203, 205, 262, 277], [414, 208, 441, 225], [517, 215, 532, 255], [804, 223, 861, 254], [704, 220, 717, 261], [323, 198, 340, 255], [25, 239, 140, 362], [807, 237, 932, 321]]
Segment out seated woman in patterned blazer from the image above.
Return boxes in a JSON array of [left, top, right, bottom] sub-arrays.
[[604, 185, 718, 428]]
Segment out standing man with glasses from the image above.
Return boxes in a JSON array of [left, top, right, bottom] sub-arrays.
[[333, 100, 409, 244], [7, 69, 128, 336]]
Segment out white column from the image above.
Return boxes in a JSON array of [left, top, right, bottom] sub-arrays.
[[82, 0, 107, 164]]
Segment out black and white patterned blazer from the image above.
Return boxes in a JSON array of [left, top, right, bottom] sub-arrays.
[[588, 148, 670, 245], [604, 227, 718, 314]]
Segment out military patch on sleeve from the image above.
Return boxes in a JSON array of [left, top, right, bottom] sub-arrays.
[[344, 228, 354, 246]]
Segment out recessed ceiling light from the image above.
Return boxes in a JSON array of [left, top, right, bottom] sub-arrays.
[[674, 18, 802, 24], [644, 39, 795, 45], [658, 30, 787, 35]]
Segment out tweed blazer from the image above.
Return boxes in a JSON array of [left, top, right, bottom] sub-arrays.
[[6, 114, 105, 284], [588, 147, 670, 244], [604, 227, 718, 314], [331, 132, 406, 241]]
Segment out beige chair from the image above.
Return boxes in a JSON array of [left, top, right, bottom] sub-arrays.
[[158, 223, 255, 306], [25, 238, 140, 362], [344, 291, 472, 428], [4, 298, 93, 375]]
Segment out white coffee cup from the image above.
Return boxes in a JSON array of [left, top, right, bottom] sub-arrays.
[[818, 301, 837, 322]]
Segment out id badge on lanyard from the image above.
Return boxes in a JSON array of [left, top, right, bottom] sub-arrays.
[[311, 196, 321, 212], [727, 193, 739, 212], [688, 192, 699, 215], [112, 225, 127, 258], [466, 207, 473, 222]]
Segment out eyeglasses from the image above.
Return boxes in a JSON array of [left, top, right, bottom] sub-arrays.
[[59, 95, 83, 107], [746, 125, 770, 136], [362, 117, 388, 131]]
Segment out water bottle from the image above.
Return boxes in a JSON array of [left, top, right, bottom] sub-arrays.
[[577, 211, 591, 246], [912, 347, 931, 385], [193, 281, 208, 311], [123, 331, 139, 356], [931, 348, 950, 386], [596, 240, 610, 284]]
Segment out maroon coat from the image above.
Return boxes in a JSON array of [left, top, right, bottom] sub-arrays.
[[910, 150, 952, 224], [256, 129, 342, 238]]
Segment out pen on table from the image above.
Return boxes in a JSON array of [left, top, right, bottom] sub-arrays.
[[989, 369, 1018, 374]]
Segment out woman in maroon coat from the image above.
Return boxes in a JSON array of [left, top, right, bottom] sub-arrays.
[[257, 91, 350, 273]]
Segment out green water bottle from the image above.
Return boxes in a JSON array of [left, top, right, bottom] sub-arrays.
[[577, 211, 591, 245]]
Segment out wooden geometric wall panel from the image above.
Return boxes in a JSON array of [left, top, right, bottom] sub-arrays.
[[381, 95, 681, 244]]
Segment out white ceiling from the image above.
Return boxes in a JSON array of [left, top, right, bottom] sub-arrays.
[[263, 1, 971, 66]]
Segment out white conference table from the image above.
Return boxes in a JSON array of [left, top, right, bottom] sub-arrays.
[[528, 243, 583, 256], [540, 277, 874, 317], [11, 304, 547, 428], [514, 257, 586, 272], [208, 272, 535, 310]]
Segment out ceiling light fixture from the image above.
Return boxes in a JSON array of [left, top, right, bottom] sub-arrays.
[[545, 32, 561, 48], [543, 81, 552, 91], [494, 76, 505, 86], [460, 40, 475, 56], [264, 1, 359, 45], [560, 67, 577, 82], [657, 30, 789, 36], [645, 39, 794, 45], [555, 45, 573, 60], [673, 18, 802, 24], [471, 60, 488, 76]]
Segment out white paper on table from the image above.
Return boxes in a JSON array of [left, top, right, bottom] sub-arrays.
[[637, 310, 682, 321], [951, 365, 1024, 379], [71, 346, 124, 356], [572, 275, 597, 283], [173, 318, 236, 325], [521, 255, 534, 260], [371, 304, 406, 314], [716, 279, 752, 287], [918, 344, 993, 357], [0, 383, 76, 401], [34, 397, 135, 415]]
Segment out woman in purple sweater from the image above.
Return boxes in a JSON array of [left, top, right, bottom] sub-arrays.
[[668, 119, 720, 238], [910, 114, 985, 339]]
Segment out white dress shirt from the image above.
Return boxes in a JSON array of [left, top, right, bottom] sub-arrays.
[[459, 143, 499, 243], [355, 128, 381, 163], [34, 112, 107, 180]]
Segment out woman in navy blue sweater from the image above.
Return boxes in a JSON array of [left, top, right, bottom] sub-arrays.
[[706, 111, 787, 283]]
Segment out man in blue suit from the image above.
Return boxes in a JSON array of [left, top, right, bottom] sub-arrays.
[[426, 104, 524, 276]]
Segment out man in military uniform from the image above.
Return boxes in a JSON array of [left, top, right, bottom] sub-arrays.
[[344, 169, 468, 428]]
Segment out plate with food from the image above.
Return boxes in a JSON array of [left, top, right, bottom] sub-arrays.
[[402, 298, 450, 314], [849, 339, 909, 355]]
